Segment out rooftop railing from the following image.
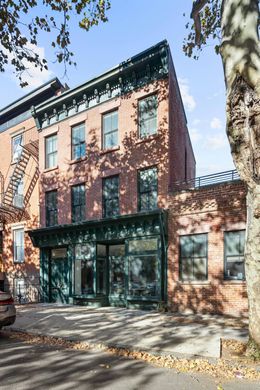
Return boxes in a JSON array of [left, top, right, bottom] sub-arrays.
[[172, 169, 240, 191]]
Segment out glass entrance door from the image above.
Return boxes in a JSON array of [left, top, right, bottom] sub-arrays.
[[109, 244, 125, 301]]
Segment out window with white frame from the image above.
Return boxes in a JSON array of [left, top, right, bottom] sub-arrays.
[[71, 123, 86, 160], [45, 134, 57, 169], [102, 110, 118, 149], [13, 177, 24, 208], [12, 133, 23, 162], [13, 227, 24, 263], [138, 95, 158, 138]]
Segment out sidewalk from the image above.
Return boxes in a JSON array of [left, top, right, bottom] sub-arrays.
[[9, 304, 248, 358]]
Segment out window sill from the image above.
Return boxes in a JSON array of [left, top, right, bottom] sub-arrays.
[[223, 279, 246, 284], [43, 166, 59, 173], [135, 133, 159, 145], [69, 156, 87, 165], [178, 280, 210, 285], [100, 146, 120, 155]]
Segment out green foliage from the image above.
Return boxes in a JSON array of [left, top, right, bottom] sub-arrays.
[[0, 0, 111, 86], [183, 0, 221, 60]]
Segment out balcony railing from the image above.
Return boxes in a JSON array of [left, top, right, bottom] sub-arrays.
[[172, 169, 240, 191]]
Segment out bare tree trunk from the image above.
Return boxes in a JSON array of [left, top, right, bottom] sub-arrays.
[[221, 0, 260, 352]]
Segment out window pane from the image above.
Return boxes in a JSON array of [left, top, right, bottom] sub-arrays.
[[193, 257, 207, 280], [181, 258, 193, 281], [46, 135, 57, 168], [193, 234, 207, 257], [138, 167, 158, 211], [13, 228, 24, 263], [103, 176, 119, 217], [103, 111, 118, 149], [139, 95, 158, 138], [46, 190, 58, 226], [72, 123, 86, 160], [179, 234, 208, 281], [12, 134, 23, 161], [129, 255, 158, 297], [81, 260, 94, 294], [72, 185, 85, 222], [225, 231, 245, 280], [110, 257, 124, 295], [129, 238, 158, 254]]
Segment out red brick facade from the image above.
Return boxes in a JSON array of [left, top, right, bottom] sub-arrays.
[[167, 181, 248, 317]]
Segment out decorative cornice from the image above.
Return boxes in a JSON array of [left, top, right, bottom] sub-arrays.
[[31, 40, 169, 131], [29, 209, 167, 248]]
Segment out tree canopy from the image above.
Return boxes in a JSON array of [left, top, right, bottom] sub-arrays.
[[0, 0, 110, 86]]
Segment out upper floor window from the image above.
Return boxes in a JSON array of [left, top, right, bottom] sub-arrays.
[[138, 95, 158, 138], [71, 123, 86, 160], [138, 167, 158, 211], [224, 230, 245, 280], [45, 134, 57, 169], [13, 227, 24, 263], [71, 184, 86, 223], [179, 234, 208, 281], [13, 178, 24, 208], [45, 190, 58, 227], [102, 110, 118, 149], [102, 176, 119, 218], [12, 133, 23, 162]]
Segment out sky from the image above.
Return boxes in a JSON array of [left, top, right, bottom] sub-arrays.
[[0, 0, 235, 177]]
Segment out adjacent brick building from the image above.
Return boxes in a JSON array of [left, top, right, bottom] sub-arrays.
[[0, 41, 248, 315]]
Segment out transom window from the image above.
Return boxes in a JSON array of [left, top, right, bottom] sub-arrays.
[[138, 167, 158, 211], [138, 95, 158, 138], [71, 184, 86, 222], [102, 110, 118, 149], [71, 123, 86, 160], [13, 228, 24, 263], [45, 134, 57, 169], [102, 176, 119, 218], [179, 234, 207, 281], [12, 133, 23, 162], [45, 190, 58, 227], [224, 230, 245, 280]]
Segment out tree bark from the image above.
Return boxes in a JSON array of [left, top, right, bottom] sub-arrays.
[[220, 0, 260, 351]]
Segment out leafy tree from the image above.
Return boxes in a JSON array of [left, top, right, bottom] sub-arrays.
[[0, 0, 110, 86], [184, 0, 260, 354]]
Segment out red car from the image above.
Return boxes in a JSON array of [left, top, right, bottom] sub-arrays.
[[0, 291, 16, 329]]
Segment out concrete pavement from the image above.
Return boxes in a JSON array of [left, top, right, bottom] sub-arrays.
[[8, 304, 249, 358]]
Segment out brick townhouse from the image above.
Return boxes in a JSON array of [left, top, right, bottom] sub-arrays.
[[0, 40, 248, 316]]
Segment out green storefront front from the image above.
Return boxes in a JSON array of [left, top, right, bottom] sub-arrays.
[[29, 210, 168, 310]]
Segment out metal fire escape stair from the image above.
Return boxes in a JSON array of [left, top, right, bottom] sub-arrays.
[[0, 140, 39, 223]]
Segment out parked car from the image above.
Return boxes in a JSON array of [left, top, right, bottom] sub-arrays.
[[0, 290, 16, 329]]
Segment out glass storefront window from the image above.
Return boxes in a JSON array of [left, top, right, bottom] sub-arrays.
[[128, 238, 159, 298], [74, 244, 94, 295], [109, 244, 125, 296]]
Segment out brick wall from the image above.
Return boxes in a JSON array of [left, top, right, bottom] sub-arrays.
[[167, 181, 248, 317], [39, 80, 172, 226]]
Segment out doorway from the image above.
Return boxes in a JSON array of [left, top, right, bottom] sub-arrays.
[[49, 248, 69, 303]]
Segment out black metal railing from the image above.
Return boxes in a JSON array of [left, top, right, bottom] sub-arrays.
[[172, 169, 240, 191]]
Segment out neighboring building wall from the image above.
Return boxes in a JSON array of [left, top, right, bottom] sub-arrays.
[[168, 54, 196, 188], [39, 80, 171, 226], [168, 181, 248, 317], [1, 119, 40, 301]]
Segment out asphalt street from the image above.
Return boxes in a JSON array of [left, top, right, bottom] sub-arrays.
[[0, 331, 259, 390]]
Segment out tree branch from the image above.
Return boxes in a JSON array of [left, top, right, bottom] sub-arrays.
[[190, 0, 209, 46]]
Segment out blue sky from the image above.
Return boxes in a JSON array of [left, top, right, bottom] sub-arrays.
[[0, 0, 235, 176]]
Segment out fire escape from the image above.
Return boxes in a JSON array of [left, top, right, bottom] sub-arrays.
[[0, 139, 39, 224]]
